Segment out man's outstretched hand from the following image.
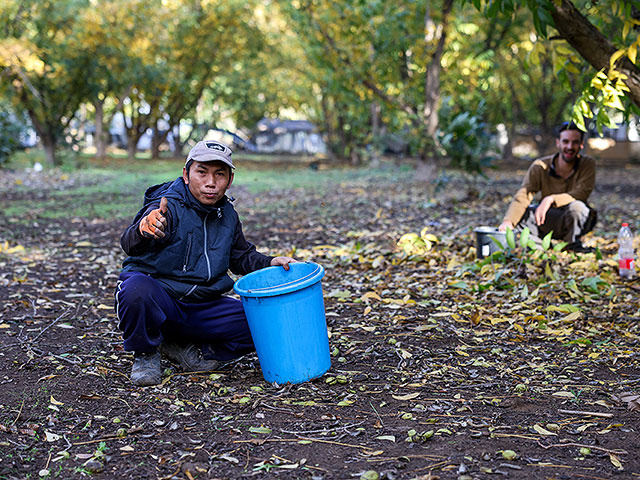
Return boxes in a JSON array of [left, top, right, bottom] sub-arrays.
[[139, 197, 168, 239], [271, 256, 297, 271]]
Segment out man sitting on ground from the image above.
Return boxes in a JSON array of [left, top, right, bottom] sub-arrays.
[[499, 121, 597, 252]]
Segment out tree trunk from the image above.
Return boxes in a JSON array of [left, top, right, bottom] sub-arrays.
[[319, 95, 338, 162], [173, 125, 184, 157], [151, 122, 162, 160], [420, 0, 454, 174], [127, 136, 138, 161], [549, 0, 640, 108], [93, 98, 108, 160], [42, 134, 58, 167], [27, 110, 59, 166]]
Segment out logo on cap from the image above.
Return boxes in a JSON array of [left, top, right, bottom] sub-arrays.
[[205, 142, 227, 152]]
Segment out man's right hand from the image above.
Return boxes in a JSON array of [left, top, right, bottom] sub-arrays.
[[139, 197, 168, 239], [498, 221, 513, 232]]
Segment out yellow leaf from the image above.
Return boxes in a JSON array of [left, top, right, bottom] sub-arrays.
[[610, 48, 626, 70], [629, 43, 637, 64], [455, 349, 469, 357], [513, 323, 525, 333], [609, 453, 624, 470], [49, 395, 64, 406], [577, 423, 597, 433], [533, 424, 557, 436], [420, 227, 438, 244], [361, 291, 382, 302], [562, 311, 582, 322], [363, 306, 372, 315], [490, 317, 510, 325]]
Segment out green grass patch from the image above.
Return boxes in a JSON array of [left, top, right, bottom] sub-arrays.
[[3, 148, 416, 222]]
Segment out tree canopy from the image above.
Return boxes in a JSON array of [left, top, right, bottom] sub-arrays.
[[2, 0, 639, 167]]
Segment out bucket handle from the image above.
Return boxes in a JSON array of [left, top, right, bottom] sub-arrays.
[[246, 263, 322, 293]]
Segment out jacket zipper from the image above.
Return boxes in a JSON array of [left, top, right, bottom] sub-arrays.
[[182, 233, 193, 272], [203, 213, 212, 281]]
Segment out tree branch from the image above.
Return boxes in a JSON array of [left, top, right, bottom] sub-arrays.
[[549, 0, 640, 108]]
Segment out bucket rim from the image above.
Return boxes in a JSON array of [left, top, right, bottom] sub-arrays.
[[474, 225, 504, 234], [233, 261, 325, 298]]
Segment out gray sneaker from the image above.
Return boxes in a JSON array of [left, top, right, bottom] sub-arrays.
[[160, 343, 220, 372], [131, 351, 162, 386]]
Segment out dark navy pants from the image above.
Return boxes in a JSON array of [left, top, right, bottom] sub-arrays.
[[115, 271, 255, 361]]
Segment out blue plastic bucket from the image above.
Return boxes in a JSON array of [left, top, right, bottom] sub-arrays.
[[233, 262, 330, 384]]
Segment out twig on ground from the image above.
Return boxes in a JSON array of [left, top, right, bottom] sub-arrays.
[[279, 421, 364, 435], [30, 306, 73, 344], [558, 409, 614, 418], [11, 397, 25, 426], [537, 440, 627, 455], [369, 400, 384, 427], [233, 436, 374, 451]]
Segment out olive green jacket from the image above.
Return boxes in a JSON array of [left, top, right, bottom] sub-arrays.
[[503, 153, 596, 226]]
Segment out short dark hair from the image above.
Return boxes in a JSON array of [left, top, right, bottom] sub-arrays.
[[556, 121, 584, 141]]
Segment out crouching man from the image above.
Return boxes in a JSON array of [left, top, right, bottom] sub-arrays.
[[499, 122, 597, 252], [115, 140, 295, 386]]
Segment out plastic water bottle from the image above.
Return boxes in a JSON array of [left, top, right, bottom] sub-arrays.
[[618, 223, 636, 279]]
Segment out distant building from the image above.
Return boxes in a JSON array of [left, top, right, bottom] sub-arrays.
[[253, 119, 326, 155]]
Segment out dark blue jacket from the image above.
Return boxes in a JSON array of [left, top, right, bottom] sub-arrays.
[[121, 178, 272, 302]]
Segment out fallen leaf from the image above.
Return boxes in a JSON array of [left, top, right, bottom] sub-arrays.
[[533, 424, 557, 436], [609, 453, 624, 470], [44, 431, 60, 442], [552, 391, 575, 398], [392, 392, 420, 401], [248, 426, 272, 434]]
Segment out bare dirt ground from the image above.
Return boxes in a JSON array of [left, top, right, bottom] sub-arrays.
[[0, 160, 639, 480]]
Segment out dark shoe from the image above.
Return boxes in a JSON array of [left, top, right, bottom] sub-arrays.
[[131, 351, 162, 386], [160, 343, 220, 372], [563, 241, 595, 253]]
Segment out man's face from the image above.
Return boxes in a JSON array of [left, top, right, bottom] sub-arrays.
[[182, 160, 234, 206], [556, 129, 583, 163]]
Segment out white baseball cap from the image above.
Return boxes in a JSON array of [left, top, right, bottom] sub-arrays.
[[186, 140, 234, 169]]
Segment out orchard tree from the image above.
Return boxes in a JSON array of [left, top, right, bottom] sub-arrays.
[[0, 0, 96, 166], [445, 9, 585, 157], [469, 0, 640, 133], [72, 0, 152, 160], [279, 0, 456, 172]]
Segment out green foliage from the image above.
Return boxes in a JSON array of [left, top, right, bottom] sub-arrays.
[[478, 228, 566, 266], [438, 97, 499, 173], [465, 0, 640, 135], [0, 0, 97, 165]]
